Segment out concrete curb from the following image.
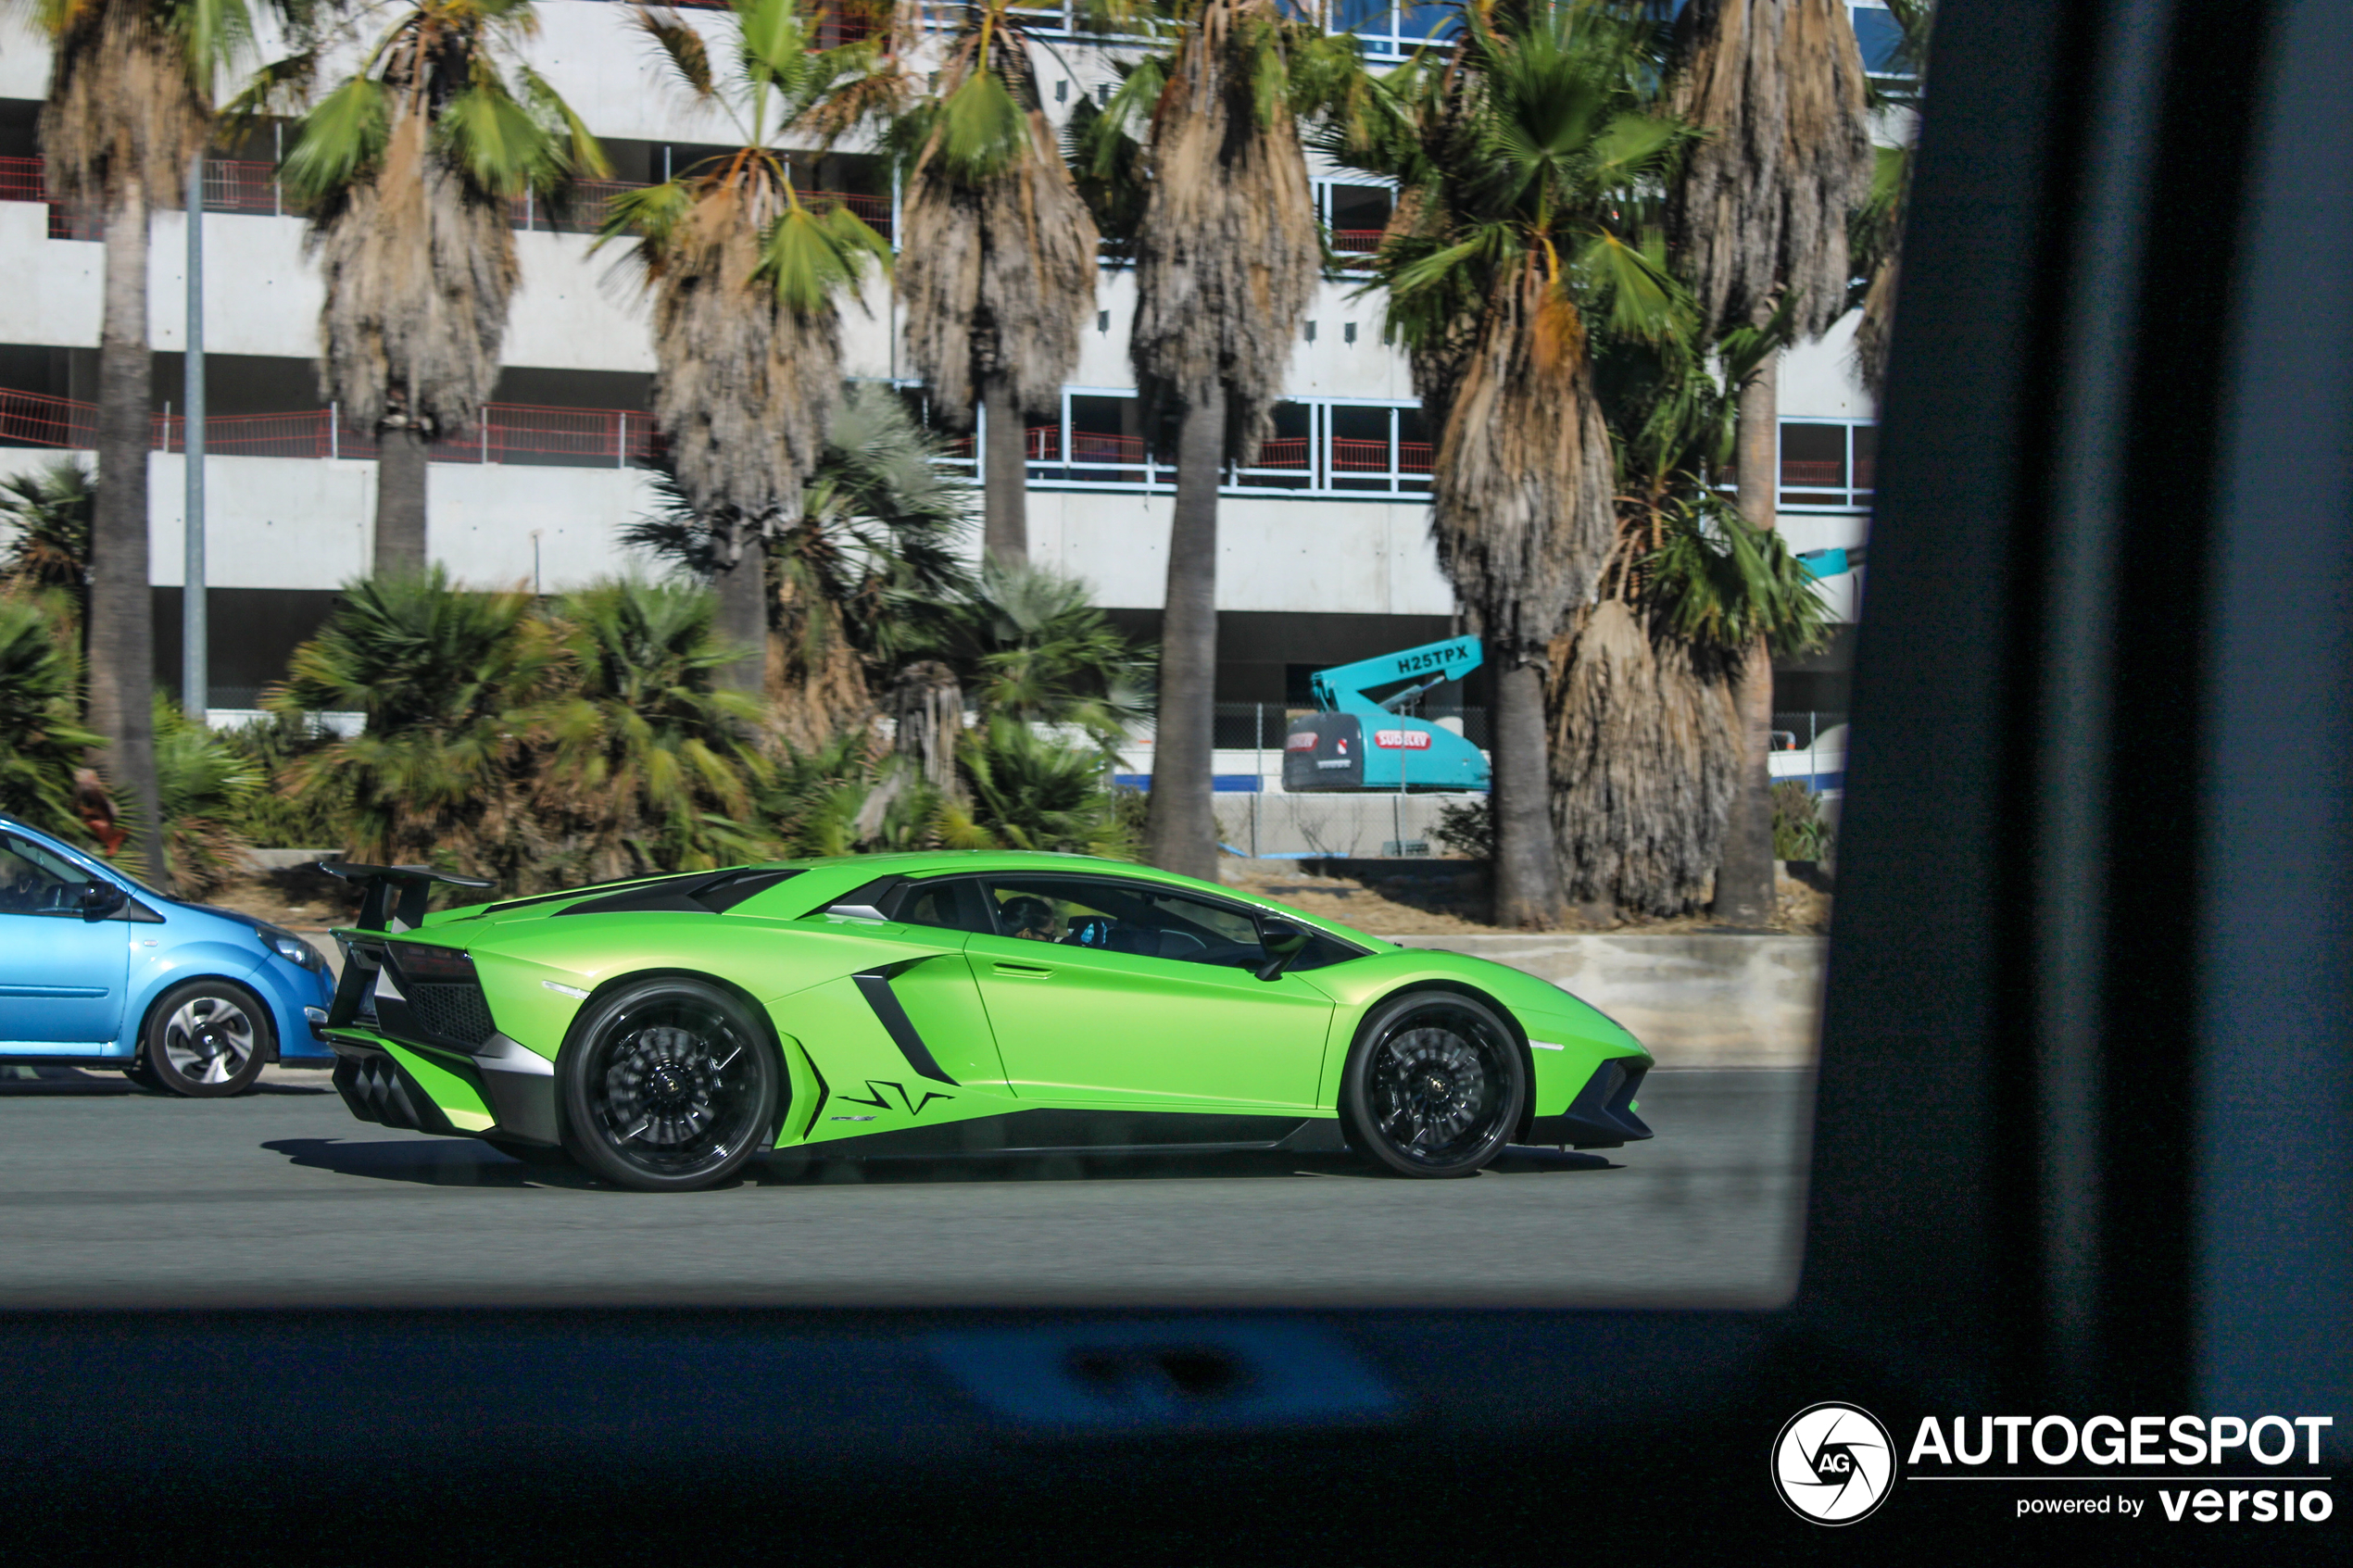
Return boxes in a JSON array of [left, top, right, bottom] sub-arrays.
[[1378, 933, 1824, 1069]]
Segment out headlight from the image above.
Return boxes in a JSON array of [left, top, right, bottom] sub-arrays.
[[261, 925, 326, 972]]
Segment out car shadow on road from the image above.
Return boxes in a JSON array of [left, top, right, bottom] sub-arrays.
[[259, 1136, 605, 1190], [744, 1145, 1617, 1187], [0, 1067, 331, 1097]]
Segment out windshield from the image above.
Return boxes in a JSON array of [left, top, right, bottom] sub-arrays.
[[0, 0, 1908, 1317]]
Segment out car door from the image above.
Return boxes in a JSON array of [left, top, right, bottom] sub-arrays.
[[0, 831, 131, 1050], [961, 873, 1336, 1111]]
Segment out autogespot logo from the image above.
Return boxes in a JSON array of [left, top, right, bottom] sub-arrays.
[[1774, 1402, 1898, 1524]]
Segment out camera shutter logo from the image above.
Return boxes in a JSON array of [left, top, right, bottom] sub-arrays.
[[1773, 1402, 1897, 1524]]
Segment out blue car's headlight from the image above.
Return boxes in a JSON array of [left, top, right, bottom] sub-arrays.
[[260, 924, 327, 972]]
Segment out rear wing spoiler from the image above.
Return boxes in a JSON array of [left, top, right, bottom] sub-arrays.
[[320, 862, 497, 934]]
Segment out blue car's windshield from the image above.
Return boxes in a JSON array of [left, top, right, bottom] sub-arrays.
[[6, 828, 170, 904]]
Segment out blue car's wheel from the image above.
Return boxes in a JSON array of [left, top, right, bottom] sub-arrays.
[[141, 979, 271, 1098], [558, 979, 781, 1192], [1339, 993, 1525, 1178]]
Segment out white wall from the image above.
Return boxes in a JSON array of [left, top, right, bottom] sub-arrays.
[[1030, 489, 1450, 616], [1780, 310, 1875, 421], [94, 452, 660, 591], [0, 204, 98, 348], [0, 446, 1449, 616]]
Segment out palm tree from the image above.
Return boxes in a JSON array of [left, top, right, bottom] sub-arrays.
[[150, 692, 259, 897], [886, 0, 1105, 562], [526, 579, 772, 884], [273, 568, 557, 879], [1559, 306, 1829, 917], [1327, 0, 1684, 927], [958, 712, 1136, 857], [623, 380, 972, 745], [1113, 0, 1334, 881], [1663, 0, 1870, 923], [598, 0, 890, 694], [278, 0, 603, 577], [929, 554, 1155, 753], [0, 596, 104, 840], [1851, 0, 1934, 395], [27, 0, 276, 890], [0, 458, 95, 614]]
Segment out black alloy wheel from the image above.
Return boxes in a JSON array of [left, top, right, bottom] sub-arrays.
[[556, 979, 780, 1192], [1339, 993, 1526, 1178], [140, 979, 271, 1098]]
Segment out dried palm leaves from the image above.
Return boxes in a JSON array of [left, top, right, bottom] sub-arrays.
[[897, 23, 1100, 428], [1667, 0, 1872, 337], [1129, 0, 1323, 457]]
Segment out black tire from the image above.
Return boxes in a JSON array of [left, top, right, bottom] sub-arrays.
[[484, 1138, 575, 1172], [1338, 992, 1526, 1178], [556, 978, 781, 1192], [141, 979, 271, 1098]]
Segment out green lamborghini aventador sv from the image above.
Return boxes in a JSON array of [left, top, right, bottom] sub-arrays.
[[319, 853, 1654, 1191]]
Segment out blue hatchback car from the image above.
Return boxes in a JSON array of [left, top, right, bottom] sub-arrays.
[[0, 815, 335, 1096]]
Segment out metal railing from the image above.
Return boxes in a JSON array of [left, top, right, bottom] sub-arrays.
[[1770, 711, 1848, 753], [1, 386, 661, 467], [936, 397, 1435, 499], [0, 156, 895, 245]]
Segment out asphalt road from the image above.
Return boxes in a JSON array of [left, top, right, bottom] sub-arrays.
[[0, 1066, 1811, 1309]]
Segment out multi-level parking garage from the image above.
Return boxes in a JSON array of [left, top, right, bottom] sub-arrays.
[[0, 1, 1888, 747]]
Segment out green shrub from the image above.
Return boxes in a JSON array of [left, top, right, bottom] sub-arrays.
[[0, 595, 101, 841], [1772, 779, 1832, 861], [218, 709, 355, 849], [1431, 796, 1494, 859], [956, 715, 1136, 858], [153, 697, 259, 898]]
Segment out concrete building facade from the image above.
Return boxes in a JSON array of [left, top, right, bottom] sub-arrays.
[[0, 2, 1889, 759]]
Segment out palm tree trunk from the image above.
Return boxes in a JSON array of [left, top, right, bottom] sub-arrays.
[[981, 376, 1029, 564], [1492, 655, 1568, 928], [86, 177, 168, 890], [1144, 386, 1224, 881], [711, 517, 768, 696], [1714, 348, 1780, 924], [373, 420, 430, 576]]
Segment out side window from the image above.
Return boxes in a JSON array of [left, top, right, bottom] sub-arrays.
[[1285, 933, 1365, 974], [0, 834, 83, 917], [978, 876, 1270, 970], [893, 878, 992, 935]]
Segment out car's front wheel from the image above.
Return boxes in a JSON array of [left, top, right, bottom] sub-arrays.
[[141, 980, 271, 1098], [1339, 992, 1526, 1178], [557, 979, 780, 1192]]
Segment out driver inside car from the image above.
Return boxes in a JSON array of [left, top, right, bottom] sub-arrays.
[[1001, 896, 1064, 943]]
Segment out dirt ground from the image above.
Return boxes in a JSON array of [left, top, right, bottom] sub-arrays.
[[201, 864, 366, 935], [1222, 858, 1832, 937], [205, 857, 1831, 942]]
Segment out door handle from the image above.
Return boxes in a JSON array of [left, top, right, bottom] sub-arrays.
[[992, 961, 1053, 978]]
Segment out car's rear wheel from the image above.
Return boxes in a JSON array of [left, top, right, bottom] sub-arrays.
[[1339, 993, 1526, 1178], [557, 979, 780, 1192], [141, 980, 271, 1098]]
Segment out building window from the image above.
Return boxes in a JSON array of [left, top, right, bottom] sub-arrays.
[[937, 390, 1435, 500], [1777, 420, 1876, 512]]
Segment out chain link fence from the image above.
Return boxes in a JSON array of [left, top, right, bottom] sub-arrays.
[[1213, 791, 1481, 859]]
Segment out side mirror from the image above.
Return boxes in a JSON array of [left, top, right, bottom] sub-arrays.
[[77, 881, 127, 922], [1254, 918, 1309, 982]]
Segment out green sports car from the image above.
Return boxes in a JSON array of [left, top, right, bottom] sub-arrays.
[[320, 852, 1654, 1191]]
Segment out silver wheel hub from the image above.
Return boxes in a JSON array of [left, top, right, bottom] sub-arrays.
[[161, 996, 256, 1085]]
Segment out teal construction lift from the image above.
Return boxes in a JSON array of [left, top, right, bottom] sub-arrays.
[[1280, 635, 1491, 793]]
